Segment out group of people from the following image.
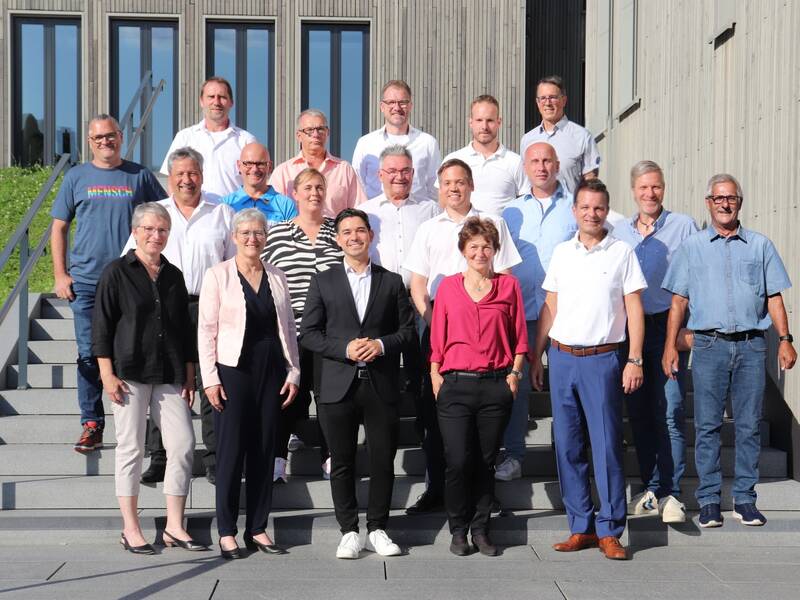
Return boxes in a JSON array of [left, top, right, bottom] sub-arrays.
[[50, 72, 796, 562]]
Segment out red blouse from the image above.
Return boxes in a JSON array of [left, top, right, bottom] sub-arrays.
[[429, 273, 528, 372]]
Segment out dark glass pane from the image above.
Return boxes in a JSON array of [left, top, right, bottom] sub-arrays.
[[54, 24, 80, 162], [212, 27, 237, 127], [150, 26, 176, 167], [245, 27, 269, 145], [116, 25, 141, 163], [339, 30, 366, 162], [19, 23, 45, 166], [306, 29, 332, 118]]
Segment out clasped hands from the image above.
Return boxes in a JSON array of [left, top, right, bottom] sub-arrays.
[[346, 337, 382, 363]]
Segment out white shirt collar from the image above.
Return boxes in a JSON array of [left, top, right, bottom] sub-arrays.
[[343, 258, 372, 276]]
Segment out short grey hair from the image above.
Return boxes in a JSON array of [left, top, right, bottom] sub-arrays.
[[630, 160, 664, 188], [88, 114, 121, 131], [167, 147, 204, 174], [379, 144, 413, 169], [297, 108, 328, 128], [232, 208, 268, 234], [706, 173, 743, 198], [132, 202, 171, 230]]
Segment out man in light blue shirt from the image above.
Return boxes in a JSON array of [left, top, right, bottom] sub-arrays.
[[662, 173, 796, 529], [613, 161, 698, 524], [497, 141, 576, 481], [220, 142, 298, 227]]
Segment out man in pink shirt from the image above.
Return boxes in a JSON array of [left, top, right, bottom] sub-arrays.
[[271, 109, 367, 218]]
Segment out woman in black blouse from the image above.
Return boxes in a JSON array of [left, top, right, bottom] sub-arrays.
[[93, 202, 205, 555]]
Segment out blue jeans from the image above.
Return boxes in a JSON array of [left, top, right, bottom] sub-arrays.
[[625, 314, 688, 497], [501, 320, 537, 462], [691, 332, 766, 507], [70, 282, 104, 425]]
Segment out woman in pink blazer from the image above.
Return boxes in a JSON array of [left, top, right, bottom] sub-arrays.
[[198, 208, 300, 559]]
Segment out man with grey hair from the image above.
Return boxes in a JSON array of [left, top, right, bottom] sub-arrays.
[[271, 109, 366, 218], [51, 113, 167, 453], [662, 173, 796, 528], [613, 160, 698, 523], [123, 146, 235, 484]]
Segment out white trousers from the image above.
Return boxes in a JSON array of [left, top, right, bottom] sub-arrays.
[[112, 381, 195, 497]]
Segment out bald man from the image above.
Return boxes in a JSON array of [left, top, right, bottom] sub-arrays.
[[219, 142, 298, 226]]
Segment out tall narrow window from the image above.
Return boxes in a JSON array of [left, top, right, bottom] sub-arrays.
[[12, 17, 81, 166], [206, 21, 275, 153], [111, 20, 178, 170], [301, 23, 369, 160]]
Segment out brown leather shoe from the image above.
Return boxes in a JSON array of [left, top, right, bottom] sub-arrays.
[[552, 533, 599, 552], [598, 536, 628, 560]]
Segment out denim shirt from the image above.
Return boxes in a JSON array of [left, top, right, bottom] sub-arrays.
[[661, 225, 791, 332]]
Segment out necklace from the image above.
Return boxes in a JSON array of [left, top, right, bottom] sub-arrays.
[[466, 273, 491, 292]]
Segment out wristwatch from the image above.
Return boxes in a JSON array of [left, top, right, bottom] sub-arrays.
[[627, 357, 643, 367], [779, 334, 794, 343], [509, 370, 523, 380]]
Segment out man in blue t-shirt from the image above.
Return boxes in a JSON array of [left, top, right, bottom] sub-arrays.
[[50, 114, 166, 454]]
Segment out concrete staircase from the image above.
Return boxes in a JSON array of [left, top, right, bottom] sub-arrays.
[[2, 295, 799, 517]]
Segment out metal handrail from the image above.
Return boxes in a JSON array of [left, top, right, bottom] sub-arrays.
[[0, 153, 71, 389], [118, 70, 153, 136], [125, 78, 166, 161]]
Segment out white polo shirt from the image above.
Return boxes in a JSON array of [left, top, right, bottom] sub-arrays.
[[543, 231, 647, 346], [440, 143, 528, 216], [403, 206, 522, 299], [361, 192, 442, 288], [122, 195, 236, 295], [160, 120, 257, 203], [351, 125, 441, 201]]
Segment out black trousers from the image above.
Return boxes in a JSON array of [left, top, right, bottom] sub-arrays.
[[318, 377, 398, 534], [418, 325, 446, 495], [437, 373, 513, 535], [214, 340, 283, 537]]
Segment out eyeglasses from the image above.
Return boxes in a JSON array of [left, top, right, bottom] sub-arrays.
[[706, 195, 742, 205], [237, 230, 266, 239], [381, 168, 413, 178], [299, 126, 328, 137], [381, 99, 411, 108], [137, 225, 170, 236], [536, 95, 563, 104], [89, 132, 120, 144], [240, 160, 271, 170]]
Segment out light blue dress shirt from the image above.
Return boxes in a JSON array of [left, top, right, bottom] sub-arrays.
[[502, 184, 577, 320], [613, 209, 698, 314], [661, 225, 791, 332], [219, 185, 298, 227]]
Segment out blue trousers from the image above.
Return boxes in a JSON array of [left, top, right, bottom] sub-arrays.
[[70, 282, 104, 425], [549, 346, 626, 539]]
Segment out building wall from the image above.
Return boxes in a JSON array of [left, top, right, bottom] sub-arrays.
[[585, 0, 800, 476], [0, 0, 527, 167]]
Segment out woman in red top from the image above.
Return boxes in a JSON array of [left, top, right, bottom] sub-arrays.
[[430, 217, 528, 557]]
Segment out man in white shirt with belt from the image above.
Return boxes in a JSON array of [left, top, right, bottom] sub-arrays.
[[352, 79, 441, 201], [530, 178, 646, 561], [161, 76, 256, 202], [441, 95, 527, 216], [131, 146, 236, 486]]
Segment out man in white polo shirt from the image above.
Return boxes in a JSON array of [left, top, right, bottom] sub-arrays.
[[441, 95, 527, 216], [530, 178, 646, 561], [402, 158, 521, 514], [161, 76, 256, 202], [352, 79, 441, 201]]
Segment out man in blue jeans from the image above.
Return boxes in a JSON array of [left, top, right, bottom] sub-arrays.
[[662, 173, 796, 527], [51, 114, 166, 453]]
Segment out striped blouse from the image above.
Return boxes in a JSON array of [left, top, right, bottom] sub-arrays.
[[261, 218, 343, 327]]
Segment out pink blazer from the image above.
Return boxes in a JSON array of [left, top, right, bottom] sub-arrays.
[[198, 257, 301, 388]]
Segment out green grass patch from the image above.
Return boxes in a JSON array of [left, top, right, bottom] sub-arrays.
[[0, 165, 63, 303]]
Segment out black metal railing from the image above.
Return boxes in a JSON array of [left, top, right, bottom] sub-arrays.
[[118, 70, 167, 162]]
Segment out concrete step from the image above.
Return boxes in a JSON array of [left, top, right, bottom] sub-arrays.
[[6, 363, 78, 388], [38, 297, 72, 319], [29, 319, 76, 341], [25, 340, 77, 364], [1, 474, 798, 512]]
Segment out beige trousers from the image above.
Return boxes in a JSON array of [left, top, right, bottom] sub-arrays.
[[112, 381, 195, 497]]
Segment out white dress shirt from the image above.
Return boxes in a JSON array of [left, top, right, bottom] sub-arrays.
[[160, 120, 257, 203], [542, 232, 647, 346], [343, 259, 384, 364], [440, 143, 528, 216], [351, 125, 441, 201], [361, 193, 442, 287], [403, 206, 522, 300], [122, 195, 236, 295]]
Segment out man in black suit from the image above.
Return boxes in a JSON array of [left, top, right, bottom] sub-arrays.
[[300, 208, 416, 559]]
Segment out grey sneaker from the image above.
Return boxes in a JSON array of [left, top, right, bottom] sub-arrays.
[[494, 457, 521, 481], [659, 495, 686, 523]]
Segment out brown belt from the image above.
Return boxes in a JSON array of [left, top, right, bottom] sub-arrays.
[[552, 339, 619, 357]]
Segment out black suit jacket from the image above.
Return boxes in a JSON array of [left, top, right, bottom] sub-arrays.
[[299, 263, 415, 404]]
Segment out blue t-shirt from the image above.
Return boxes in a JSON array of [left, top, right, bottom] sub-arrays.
[[51, 160, 167, 284], [219, 186, 299, 227]]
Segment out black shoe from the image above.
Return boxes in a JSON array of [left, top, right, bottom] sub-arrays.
[[205, 465, 216, 485], [405, 490, 444, 514], [218, 539, 242, 560], [140, 462, 166, 484], [244, 533, 288, 555], [449, 533, 470, 556], [471, 533, 498, 556], [120, 533, 155, 555], [163, 530, 209, 552]]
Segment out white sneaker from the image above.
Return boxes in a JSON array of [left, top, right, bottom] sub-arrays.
[[659, 495, 686, 523], [322, 457, 331, 480], [336, 531, 363, 559], [494, 457, 522, 481], [365, 529, 402, 556], [627, 490, 658, 515], [273, 457, 287, 483], [287, 433, 305, 452]]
